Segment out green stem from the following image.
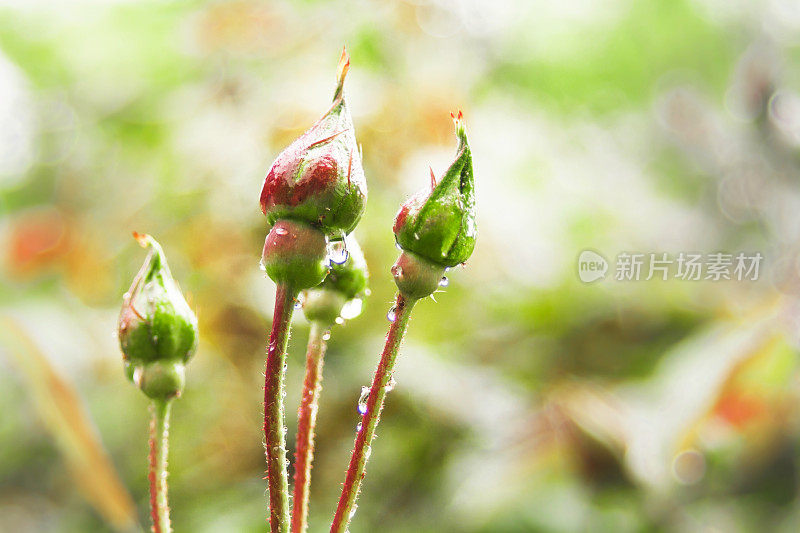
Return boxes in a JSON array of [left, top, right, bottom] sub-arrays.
[[292, 321, 330, 533], [330, 293, 416, 533], [264, 283, 297, 533], [148, 399, 172, 533]]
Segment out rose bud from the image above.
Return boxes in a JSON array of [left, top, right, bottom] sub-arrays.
[[302, 234, 369, 325], [392, 111, 476, 299], [118, 233, 198, 401], [259, 48, 367, 290]]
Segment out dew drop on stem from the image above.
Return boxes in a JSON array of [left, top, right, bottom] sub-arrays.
[[386, 306, 396, 322], [322, 330, 331, 341], [357, 386, 369, 415]]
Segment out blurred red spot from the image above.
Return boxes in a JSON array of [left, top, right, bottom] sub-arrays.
[[7, 208, 68, 276], [714, 392, 767, 428]]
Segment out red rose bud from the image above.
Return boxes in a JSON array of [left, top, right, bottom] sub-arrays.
[[119, 233, 198, 400], [260, 48, 367, 238], [392, 112, 476, 299], [302, 234, 369, 325]]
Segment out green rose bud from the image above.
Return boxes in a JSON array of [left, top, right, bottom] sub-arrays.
[[302, 234, 369, 324], [393, 111, 475, 267], [391, 112, 476, 299], [118, 233, 198, 400], [259, 48, 367, 238]]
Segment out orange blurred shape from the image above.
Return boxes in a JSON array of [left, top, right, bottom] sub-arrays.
[[7, 208, 69, 278], [714, 391, 767, 429], [196, 1, 280, 54], [0, 317, 139, 532]]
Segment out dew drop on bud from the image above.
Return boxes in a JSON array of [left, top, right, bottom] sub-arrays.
[[327, 240, 349, 265], [133, 366, 144, 387], [275, 227, 288, 236], [294, 300, 302, 310], [386, 306, 396, 322], [357, 386, 369, 415], [439, 276, 449, 287], [340, 298, 363, 320], [335, 316, 345, 325]]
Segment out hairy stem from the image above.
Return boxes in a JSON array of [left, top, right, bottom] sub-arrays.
[[330, 293, 416, 533], [265, 283, 297, 533], [148, 399, 172, 533], [292, 321, 330, 533]]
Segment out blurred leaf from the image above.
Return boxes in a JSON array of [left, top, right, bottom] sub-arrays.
[[0, 316, 139, 532]]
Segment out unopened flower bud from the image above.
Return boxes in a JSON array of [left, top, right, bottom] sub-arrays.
[[261, 219, 330, 290], [303, 234, 369, 324], [260, 48, 367, 238], [392, 112, 476, 298], [118, 233, 198, 400]]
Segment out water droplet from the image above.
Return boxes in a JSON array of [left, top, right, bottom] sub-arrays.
[[322, 331, 331, 341], [386, 306, 396, 322], [327, 240, 349, 265], [349, 504, 358, 520], [275, 227, 288, 236], [439, 276, 449, 287], [133, 366, 144, 387], [392, 265, 403, 279], [385, 377, 396, 392], [357, 386, 369, 415], [395, 242, 403, 251], [335, 317, 344, 325], [294, 300, 302, 310], [259, 258, 267, 272], [340, 298, 363, 320], [356, 422, 362, 432]]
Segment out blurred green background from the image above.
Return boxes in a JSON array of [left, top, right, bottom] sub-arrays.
[[3, 0, 800, 531]]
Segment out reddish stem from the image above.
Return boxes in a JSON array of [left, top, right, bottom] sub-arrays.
[[330, 293, 416, 532], [292, 321, 330, 532], [264, 284, 296, 533]]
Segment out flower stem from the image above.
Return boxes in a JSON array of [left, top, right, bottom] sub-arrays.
[[148, 399, 172, 533], [330, 293, 416, 533], [292, 321, 330, 533], [265, 283, 297, 533]]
